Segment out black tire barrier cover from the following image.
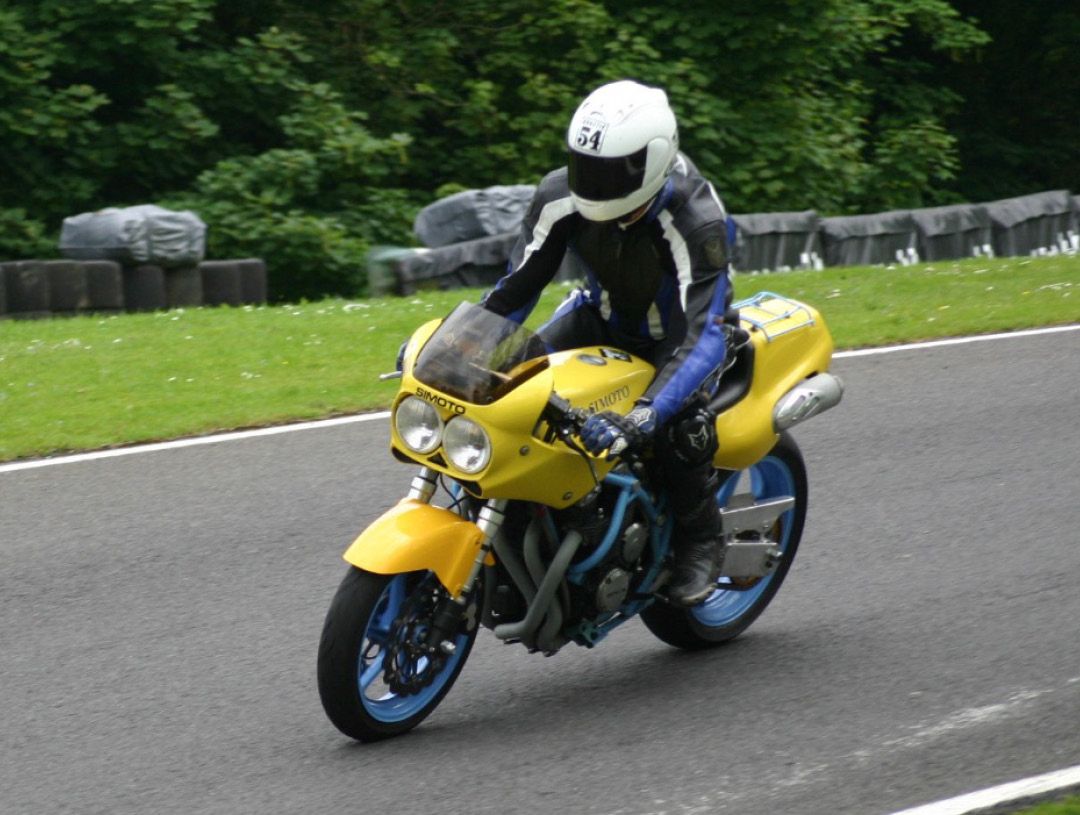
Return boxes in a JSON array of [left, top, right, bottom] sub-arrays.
[[44, 260, 91, 312], [731, 211, 823, 273], [82, 261, 124, 311], [413, 185, 536, 248], [2, 260, 50, 316], [122, 264, 167, 312], [199, 260, 242, 307], [821, 212, 920, 267], [911, 204, 993, 261], [165, 266, 203, 309], [395, 232, 517, 295], [237, 258, 268, 305], [985, 190, 1076, 257]]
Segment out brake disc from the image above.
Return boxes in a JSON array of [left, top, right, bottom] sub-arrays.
[[382, 582, 447, 697]]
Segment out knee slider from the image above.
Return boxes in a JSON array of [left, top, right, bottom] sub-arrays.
[[662, 406, 718, 469]]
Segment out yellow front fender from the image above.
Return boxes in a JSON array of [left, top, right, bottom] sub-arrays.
[[343, 499, 489, 596]]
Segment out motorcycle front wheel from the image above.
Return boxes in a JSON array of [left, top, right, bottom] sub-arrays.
[[317, 567, 479, 742], [641, 432, 808, 650]]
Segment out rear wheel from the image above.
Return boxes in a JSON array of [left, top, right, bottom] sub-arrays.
[[642, 432, 808, 650], [318, 568, 479, 741]]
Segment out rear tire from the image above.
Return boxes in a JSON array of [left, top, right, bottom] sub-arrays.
[[642, 432, 808, 650], [318, 567, 479, 742]]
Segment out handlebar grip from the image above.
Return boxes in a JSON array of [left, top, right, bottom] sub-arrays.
[[544, 392, 590, 432], [546, 392, 574, 417]]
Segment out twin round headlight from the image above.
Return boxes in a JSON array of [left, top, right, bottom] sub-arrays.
[[394, 396, 492, 474]]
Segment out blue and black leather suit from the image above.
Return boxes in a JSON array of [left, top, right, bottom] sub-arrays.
[[481, 153, 735, 529], [482, 153, 735, 428]]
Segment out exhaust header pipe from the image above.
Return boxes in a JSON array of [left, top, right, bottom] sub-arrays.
[[773, 372, 844, 432]]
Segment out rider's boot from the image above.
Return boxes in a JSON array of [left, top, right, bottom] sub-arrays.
[[666, 469, 724, 607]]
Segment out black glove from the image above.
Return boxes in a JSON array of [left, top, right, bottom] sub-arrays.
[[395, 338, 409, 372], [580, 404, 659, 459]]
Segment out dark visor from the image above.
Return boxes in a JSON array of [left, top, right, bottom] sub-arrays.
[[567, 146, 648, 201]]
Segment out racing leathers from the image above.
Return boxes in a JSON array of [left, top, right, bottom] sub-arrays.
[[481, 153, 734, 605]]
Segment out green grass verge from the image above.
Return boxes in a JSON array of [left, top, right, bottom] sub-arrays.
[[1012, 796, 1080, 815], [1, 254, 1077, 462]]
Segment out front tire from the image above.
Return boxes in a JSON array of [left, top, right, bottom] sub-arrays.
[[318, 567, 479, 741], [642, 432, 808, 650]]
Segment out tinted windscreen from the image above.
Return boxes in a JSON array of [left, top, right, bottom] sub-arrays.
[[567, 146, 647, 201], [412, 302, 549, 404]]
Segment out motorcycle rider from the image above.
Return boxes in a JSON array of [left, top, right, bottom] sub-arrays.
[[480, 79, 735, 606]]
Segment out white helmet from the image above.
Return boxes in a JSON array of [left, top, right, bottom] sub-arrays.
[[566, 80, 679, 222]]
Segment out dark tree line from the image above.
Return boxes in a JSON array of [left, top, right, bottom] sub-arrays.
[[1, 1, 1075, 299]]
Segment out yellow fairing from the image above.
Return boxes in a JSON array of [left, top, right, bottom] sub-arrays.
[[394, 295, 833, 503], [343, 500, 487, 596], [395, 345, 652, 508], [713, 297, 834, 470]]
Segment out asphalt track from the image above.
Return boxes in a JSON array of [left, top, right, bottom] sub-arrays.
[[2, 330, 1079, 815]]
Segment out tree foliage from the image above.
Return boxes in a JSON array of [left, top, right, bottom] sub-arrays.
[[943, 1, 1080, 202], [0, 0, 1073, 299]]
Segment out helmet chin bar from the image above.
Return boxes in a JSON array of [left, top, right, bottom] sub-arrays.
[[571, 187, 658, 223], [617, 199, 654, 227]]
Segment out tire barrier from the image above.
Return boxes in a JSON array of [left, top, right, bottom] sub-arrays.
[[199, 260, 243, 307], [237, 258, 268, 305], [732, 211, 823, 272], [986, 190, 1077, 258], [44, 260, 91, 314], [83, 261, 124, 311], [367, 232, 584, 296], [373, 187, 1079, 291], [0, 258, 267, 318], [821, 211, 920, 268], [396, 233, 517, 295], [1, 260, 50, 318], [165, 266, 203, 309], [910, 204, 993, 261], [60, 205, 207, 268], [122, 264, 168, 312], [413, 185, 537, 248]]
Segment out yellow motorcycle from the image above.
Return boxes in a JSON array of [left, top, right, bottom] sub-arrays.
[[318, 293, 843, 741]]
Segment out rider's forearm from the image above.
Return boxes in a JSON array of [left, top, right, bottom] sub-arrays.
[[644, 270, 730, 423]]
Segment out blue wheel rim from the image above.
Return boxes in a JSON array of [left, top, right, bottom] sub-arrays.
[[690, 455, 796, 628], [357, 574, 469, 723]]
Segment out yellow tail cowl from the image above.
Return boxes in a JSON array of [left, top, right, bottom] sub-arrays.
[[712, 294, 835, 470]]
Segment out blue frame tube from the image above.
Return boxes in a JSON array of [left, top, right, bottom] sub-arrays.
[[567, 472, 662, 576]]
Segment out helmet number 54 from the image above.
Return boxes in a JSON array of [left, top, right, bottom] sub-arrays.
[[576, 119, 606, 151]]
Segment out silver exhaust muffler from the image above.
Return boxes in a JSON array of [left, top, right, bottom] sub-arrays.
[[773, 372, 844, 431]]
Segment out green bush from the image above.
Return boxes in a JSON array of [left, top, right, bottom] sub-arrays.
[[0, 208, 55, 259], [164, 82, 420, 301]]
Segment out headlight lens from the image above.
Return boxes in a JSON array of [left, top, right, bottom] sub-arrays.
[[394, 396, 443, 454], [443, 417, 492, 474]]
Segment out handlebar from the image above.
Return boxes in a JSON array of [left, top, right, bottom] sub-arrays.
[[543, 392, 646, 471], [543, 392, 587, 429]]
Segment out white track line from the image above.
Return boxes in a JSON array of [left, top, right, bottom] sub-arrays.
[[888, 763, 1080, 815], [0, 413, 390, 474], [834, 323, 1080, 358], [2, 324, 1078, 475]]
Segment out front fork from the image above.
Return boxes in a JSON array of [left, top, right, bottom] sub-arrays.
[[409, 467, 507, 654]]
